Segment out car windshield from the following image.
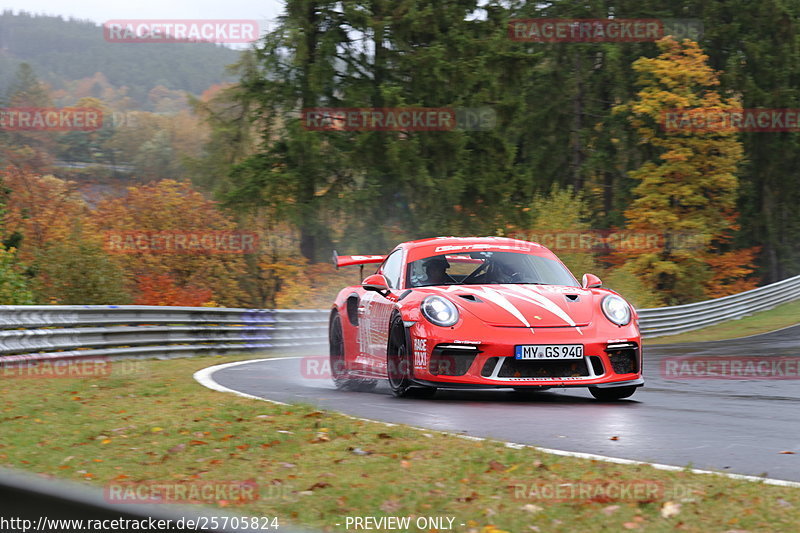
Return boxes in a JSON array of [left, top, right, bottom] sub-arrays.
[[406, 251, 579, 288]]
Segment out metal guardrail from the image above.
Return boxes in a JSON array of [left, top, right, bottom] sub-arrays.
[[0, 275, 797, 363], [637, 274, 800, 338], [0, 306, 328, 364]]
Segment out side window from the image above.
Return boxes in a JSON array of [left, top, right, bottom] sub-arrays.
[[380, 250, 404, 289]]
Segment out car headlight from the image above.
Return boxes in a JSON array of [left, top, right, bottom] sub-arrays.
[[421, 295, 459, 327], [601, 295, 631, 326]]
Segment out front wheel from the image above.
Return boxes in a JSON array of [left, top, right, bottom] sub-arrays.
[[386, 315, 436, 398], [589, 385, 637, 401]]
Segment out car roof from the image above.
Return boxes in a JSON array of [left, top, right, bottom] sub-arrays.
[[400, 236, 552, 262]]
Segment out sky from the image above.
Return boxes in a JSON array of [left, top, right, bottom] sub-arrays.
[[2, 0, 285, 27]]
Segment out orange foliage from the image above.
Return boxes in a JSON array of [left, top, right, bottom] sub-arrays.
[[90, 179, 247, 307], [134, 274, 213, 306], [198, 83, 235, 102], [275, 262, 364, 309], [1, 166, 88, 260], [703, 246, 761, 298]]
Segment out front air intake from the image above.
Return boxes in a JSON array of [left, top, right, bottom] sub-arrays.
[[429, 344, 480, 376]]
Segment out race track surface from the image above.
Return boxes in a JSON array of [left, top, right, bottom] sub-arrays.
[[207, 325, 800, 481]]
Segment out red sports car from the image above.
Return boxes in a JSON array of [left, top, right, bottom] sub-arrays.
[[329, 236, 642, 400]]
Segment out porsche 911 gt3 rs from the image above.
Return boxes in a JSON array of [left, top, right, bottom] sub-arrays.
[[328, 236, 643, 400]]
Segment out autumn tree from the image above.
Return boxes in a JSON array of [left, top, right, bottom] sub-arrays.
[[0, 247, 34, 304], [618, 37, 756, 304], [90, 180, 248, 307], [1, 166, 131, 303], [0, 168, 34, 304], [32, 224, 131, 305], [1, 166, 87, 261]]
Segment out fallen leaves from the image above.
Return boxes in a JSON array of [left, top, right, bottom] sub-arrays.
[[520, 504, 543, 513], [379, 499, 402, 513], [457, 491, 479, 503], [348, 447, 372, 456], [602, 505, 620, 516], [487, 460, 506, 472], [661, 501, 682, 518], [311, 429, 330, 443]]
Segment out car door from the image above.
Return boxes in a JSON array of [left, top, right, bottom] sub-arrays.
[[357, 249, 404, 374]]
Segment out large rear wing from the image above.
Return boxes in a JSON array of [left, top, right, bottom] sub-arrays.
[[332, 251, 386, 269], [332, 251, 386, 281]]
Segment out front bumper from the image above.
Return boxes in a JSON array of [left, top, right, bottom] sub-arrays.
[[408, 323, 643, 389], [412, 377, 644, 390]]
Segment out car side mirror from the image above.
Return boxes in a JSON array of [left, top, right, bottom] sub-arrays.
[[581, 273, 602, 289], [362, 274, 390, 296]]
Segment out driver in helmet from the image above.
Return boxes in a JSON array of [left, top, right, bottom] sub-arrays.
[[424, 255, 455, 285], [485, 254, 522, 283]]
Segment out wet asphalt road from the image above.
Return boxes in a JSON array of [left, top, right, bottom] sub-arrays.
[[209, 325, 800, 481]]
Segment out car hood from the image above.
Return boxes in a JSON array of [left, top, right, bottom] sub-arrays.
[[429, 284, 594, 327]]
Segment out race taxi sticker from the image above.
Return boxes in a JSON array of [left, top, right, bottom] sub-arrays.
[[413, 338, 428, 369]]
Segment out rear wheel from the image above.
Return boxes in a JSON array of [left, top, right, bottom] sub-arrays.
[[329, 313, 377, 392], [589, 385, 637, 401], [387, 315, 436, 398]]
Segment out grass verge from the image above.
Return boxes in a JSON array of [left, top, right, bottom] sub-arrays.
[[644, 299, 800, 345], [2, 354, 800, 532]]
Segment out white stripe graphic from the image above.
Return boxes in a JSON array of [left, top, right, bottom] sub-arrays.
[[454, 286, 534, 332], [503, 284, 583, 335], [505, 285, 577, 325]]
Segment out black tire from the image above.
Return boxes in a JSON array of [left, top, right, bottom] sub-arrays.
[[386, 314, 436, 398], [589, 385, 637, 401], [329, 313, 377, 392]]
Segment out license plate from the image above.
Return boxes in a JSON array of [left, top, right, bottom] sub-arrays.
[[514, 344, 584, 360]]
